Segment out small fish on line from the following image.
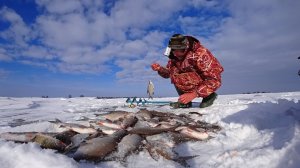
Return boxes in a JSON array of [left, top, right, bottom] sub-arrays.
[[147, 80, 155, 99]]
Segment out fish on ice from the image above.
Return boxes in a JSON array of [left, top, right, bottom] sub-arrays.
[[49, 119, 98, 134], [72, 130, 127, 161], [107, 134, 143, 161], [0, 108, 221, 166]]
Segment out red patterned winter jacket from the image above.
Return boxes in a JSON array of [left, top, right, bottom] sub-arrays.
[[157, 37, 224, 97]]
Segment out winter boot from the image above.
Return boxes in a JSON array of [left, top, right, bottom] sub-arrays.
[[170, 102, 192, 108], [200, 92, 217, 108]]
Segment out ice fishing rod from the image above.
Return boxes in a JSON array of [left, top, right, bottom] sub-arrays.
[[126, 97, 171, 105], [125, 97, 192, 108], [298, 56, 300, 76]]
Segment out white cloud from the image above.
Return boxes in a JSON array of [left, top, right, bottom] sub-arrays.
[[22, 45, 54, 59], [178, 16, 223, 37], [189, 0, 219, 8], [0, 0, 185, 76], [0, 48, 11, 61], [16, 0, 185, 76], [115, 59, 156, 82], [35, 14, 92, 48], [2, 0, 298, 92], [19, 60, 49, 68], [201, 0, 300, 93], [0, 7, 32, 47], [114, 31, 169, 82], [110, 0, 184, 29], [35, 0, 83, 14], [34, 0, 185, 49], [55, 62, 111, 74], [207, 0, 300, 67]]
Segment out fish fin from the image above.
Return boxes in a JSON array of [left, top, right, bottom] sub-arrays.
[[206, 135, 215, 141], [188, 111, 203, 116], [48, 118, 62, 123], [89, 124, 95, 129], [144, 142, 160, 161], [78, 116, 90, 121], [55, 118, 62, 123], [88, 132, 102, 139], [175, 155, 199, 167], [63, 144, 79, 156]]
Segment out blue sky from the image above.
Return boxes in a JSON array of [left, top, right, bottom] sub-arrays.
[[0, 0, 299, 98]]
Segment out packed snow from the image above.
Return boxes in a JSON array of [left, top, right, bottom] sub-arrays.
[[0, 92, 299, 168]]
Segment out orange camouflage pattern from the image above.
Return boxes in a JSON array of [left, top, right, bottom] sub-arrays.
[[158, 37, 223, 97]]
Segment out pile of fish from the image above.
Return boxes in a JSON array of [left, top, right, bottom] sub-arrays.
[[0, 109, 221, 166]]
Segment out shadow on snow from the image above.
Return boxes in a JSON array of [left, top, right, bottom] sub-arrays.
[[222, 99, 300, 168]]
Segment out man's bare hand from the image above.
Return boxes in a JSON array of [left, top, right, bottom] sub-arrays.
[[151, 63, 161, 71]]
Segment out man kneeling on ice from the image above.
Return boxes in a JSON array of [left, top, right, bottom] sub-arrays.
[[151, 34, 224, 108]]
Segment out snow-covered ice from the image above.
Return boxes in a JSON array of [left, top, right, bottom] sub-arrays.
[[0, 92, 299, 168]]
